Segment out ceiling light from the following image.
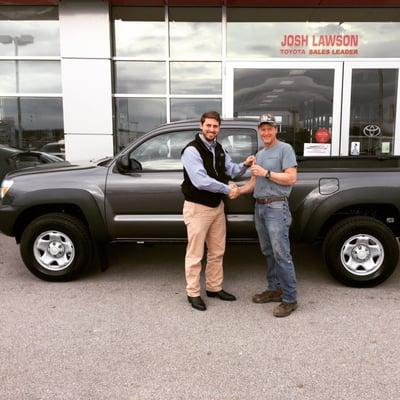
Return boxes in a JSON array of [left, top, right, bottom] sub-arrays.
[[279, 80, 294, 85], [289, 70, 306, 75]]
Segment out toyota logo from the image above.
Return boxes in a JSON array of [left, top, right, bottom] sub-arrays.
[[363, 125, 381, 137]]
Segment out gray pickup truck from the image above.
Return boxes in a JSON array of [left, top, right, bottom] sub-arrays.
[[1, 119, 399, 287]]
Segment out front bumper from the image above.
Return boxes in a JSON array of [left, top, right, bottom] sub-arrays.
[[0, 204, 19, 237]]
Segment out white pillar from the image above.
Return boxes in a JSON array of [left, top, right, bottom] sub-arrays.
[[59, 0, 113, 161]]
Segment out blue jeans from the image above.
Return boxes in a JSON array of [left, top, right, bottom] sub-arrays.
[[254, 200, 297, 303]]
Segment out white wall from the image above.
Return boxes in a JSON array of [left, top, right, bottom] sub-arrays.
[[59, 0, 113, 161]]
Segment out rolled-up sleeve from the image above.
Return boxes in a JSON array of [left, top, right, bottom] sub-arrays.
[[181, 146, 230, 194]]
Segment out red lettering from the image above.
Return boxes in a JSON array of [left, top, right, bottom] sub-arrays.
[[312, 34, 359, 47], [281, 34, 308, 47]]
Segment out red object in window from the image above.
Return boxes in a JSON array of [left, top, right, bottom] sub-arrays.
[[314, 128, 331, 143]]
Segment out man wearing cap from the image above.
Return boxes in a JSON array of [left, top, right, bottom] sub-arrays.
[[233, 113, 298, 317], [181, 111, 255, 311]]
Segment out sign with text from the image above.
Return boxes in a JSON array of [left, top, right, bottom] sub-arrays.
[[304, 143, 331, 156], [227, 22, 400, 58], [280, 34, 359, 56]]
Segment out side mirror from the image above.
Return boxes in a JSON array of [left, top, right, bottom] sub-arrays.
[[116, 154, 130, 173], [131, 159, 142, 172], [116, 154, 142, 174]]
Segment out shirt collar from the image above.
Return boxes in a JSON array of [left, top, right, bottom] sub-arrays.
[[199, 134, 217, 150]]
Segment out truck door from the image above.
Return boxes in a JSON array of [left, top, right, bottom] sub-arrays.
[[105, 125, 258, 241]]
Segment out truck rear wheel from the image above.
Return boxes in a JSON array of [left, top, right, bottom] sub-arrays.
[[20, 213, 92, 281], [323, 216, 399, 287]]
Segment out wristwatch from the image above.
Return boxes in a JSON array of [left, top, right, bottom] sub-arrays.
[[265, 170, 271, 179]]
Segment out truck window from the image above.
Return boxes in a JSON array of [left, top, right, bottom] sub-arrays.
[[130, 130, 195, 171], [219, 128, 258, 162], [129, 127, 257, 171]]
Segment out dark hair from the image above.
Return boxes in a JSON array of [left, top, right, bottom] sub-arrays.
[[200, 111, 221, 125]]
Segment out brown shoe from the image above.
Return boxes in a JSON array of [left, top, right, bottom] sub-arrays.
[[252, 288, 283, 303], [273, 301, 298, 318]]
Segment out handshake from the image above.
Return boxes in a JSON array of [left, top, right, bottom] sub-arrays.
[[228, 182, 241, 199], [228, 155, 257, 200]]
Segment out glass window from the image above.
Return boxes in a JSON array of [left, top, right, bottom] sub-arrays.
[[130, 130, 195, 171], [0, 7, 62, 153], [115, 98, 166, 151], [233, 68, 335, 156], [169, 7, 221, 59], [0, 6, 60, 56], [348, 69, 398, 156], [170, 98, 222, 122], [0, 61, 15, 93], [19, 61, 61, 93], [0, 61, 61, 94], [170, 62, 221, 95], [0, 97, 64, 151], [227, 8, 400, 59], [112, 7, 165, 58], [129, 128, 257, 171], [114, 61, 165, 94], [219, 129, 258, 163]]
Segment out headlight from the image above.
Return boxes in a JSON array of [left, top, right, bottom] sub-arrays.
[[0, 180, 14, 199]]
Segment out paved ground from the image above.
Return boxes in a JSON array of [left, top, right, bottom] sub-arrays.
[[1, 233, 400, 400]]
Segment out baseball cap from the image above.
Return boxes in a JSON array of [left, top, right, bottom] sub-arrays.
[[258, 113, 277, 127]]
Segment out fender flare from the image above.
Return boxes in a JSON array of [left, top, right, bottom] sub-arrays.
[[13, 188, 108, 243]]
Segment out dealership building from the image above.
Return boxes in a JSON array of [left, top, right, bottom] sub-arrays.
[[0, 0, 400, 160]]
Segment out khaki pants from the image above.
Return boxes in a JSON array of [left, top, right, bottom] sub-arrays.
[[183, 200, 226, 297]]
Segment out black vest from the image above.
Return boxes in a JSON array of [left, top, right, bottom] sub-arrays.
[[181, 133, 229, 208]]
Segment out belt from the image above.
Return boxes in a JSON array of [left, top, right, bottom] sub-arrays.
[[256, 196, 288, 204]]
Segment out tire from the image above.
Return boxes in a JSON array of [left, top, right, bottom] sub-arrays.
[[323, 216, 399, 287], [20, 213, 93, 281]]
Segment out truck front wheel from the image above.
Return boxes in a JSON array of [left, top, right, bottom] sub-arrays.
[[323, 216, 399, 287], [20, 213, 93, 281]]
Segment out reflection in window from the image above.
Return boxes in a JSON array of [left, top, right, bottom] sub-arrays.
[[4, 151, 62, 175], [0, 97, 64, 151], [0, 6, 59, 56], [0, 7, 62, 154], [0, 61, 15, 93], [169, 7, 221, 59], [219, 129, 258, 163], [112, 7, 165, 58], [0, 61, 62, 94], [0, 61, 61, 93], [115, 98, 166, 151], [0, 61, 62, 93], [170, 62, 221, 95], [130, 128, 257, 171], [40, 141, 65, 159], [349, 69, 398, 156], [234, 68, 334, 156], [170, 98, 222, 122], [114, 62, 165, 94], [130, 130, 195, 171]]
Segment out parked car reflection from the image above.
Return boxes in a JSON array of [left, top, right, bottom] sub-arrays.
[[0, 144, 64, 183], [40, 140, 65, 159]]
